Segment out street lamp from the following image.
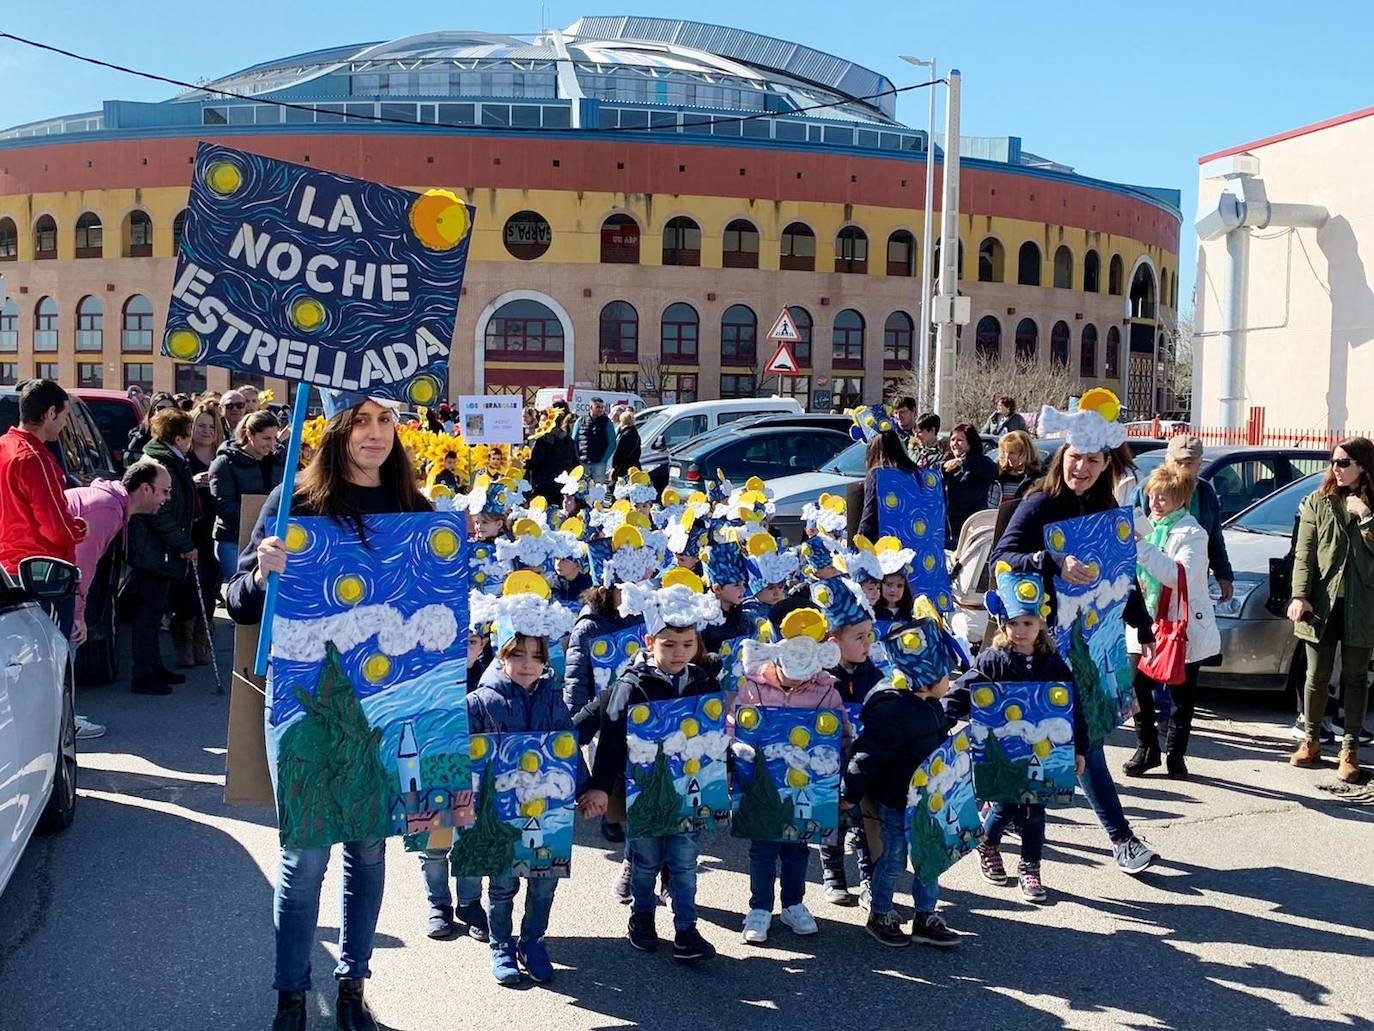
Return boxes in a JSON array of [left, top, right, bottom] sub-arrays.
[[900, 55, 938, 412]]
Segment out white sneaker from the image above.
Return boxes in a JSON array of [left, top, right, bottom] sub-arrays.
[[1113, 836, 1158, 875], [742, 908, 771, 944], [74, 714, 107, 740], [779, 903, 819, 936]]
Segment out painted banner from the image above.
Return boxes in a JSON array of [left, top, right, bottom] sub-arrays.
[[906, 729, 984, 882], [968, 681, 1077, 806], [165, 142, 474, 406], [459, 395, 525, 445], [268, 512, 471, 849], [588, 622, 646, 691], [731, 705, 843, 843], [874, 468, 954, 613], [451, 730, 579, 878], [624, 693, 731, 837], [1043, 506, 1137, 739]]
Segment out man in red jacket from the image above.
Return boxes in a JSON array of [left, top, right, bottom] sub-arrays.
[[0, 380, 89, 636]]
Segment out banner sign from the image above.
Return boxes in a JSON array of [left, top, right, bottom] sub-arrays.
[[459, 395, 524, 444]]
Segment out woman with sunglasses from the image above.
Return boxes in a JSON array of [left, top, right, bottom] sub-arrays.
[[126, 391, 178, 461], [1289, 437, 1374, 782]]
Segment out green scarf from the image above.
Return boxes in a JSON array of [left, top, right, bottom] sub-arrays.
[[1138, 508, 1186, 617]]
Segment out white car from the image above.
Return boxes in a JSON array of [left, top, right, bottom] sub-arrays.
[[765, 441, 867, 543], [0, 557, 79, 897]]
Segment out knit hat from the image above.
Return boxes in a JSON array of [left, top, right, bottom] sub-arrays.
[[618, 567, 724, 636], [848, 402, 897, 442], [740, 606, 840, 682], [1038, 388, 1126, 453], [702, 539, 748, 588], [798, 532, 842, 576], [985, 570, 1052, 624], [469, 570, 578, 650], [744, 532, 799, 595], [802, 493, 849, 537], [809, 577, 875, 632]]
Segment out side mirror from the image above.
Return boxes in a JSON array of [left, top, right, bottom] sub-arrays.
[[18, 557, 79, 602]]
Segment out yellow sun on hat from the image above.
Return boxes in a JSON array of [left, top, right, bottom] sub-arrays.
[[780, 607, 828, 642], [503, 569, 551, 599], [1078, 387, 1122, 423]]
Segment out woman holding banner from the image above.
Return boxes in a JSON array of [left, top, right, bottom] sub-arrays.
[[227, 398, 431, 1031]]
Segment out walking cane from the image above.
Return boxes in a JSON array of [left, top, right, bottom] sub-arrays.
[[189, 560, 224, 695]]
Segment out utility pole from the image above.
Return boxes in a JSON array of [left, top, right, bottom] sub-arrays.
[[932, 69, 963, 423], [900, 56, 938, 412]]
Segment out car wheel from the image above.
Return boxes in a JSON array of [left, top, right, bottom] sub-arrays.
[[37, 664, 77, 833]]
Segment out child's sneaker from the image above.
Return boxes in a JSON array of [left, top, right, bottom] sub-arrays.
[[672, 925, 717, 962], [427, 904, 459, 940], [779, 903, 819, 936], [742, 908, 771, 944], [823, 883, 855, 906], [1113, 836, 1159, 875], [1018, 863, 1047, 904], [489, 940, 523, 985], [517, 938, 554, 984], [864, 910, 910, 949], [857, 879, 872, 911], [627, 912, 659, 953], [910, 912, 960, 948], [613, 857, 633, 904], [456, 900, 490, 942], [977, 842, 1010, 885]]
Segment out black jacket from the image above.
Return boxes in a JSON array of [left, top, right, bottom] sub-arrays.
[[610, 425, 641, 480], [828, 658, 884, 707], [947, 647, 1089, 756], [552, 571, 593, 605], [843, 685, 948, 809], [701, 600, 757, 655], [527, 430, 578, 503], [945, 451, 999, 544], [589, 654, 718, 793], [562, 605, 643, 742], [128, 439, 196, 579], [209, 440, 285, 542], [577, 413, 612, 466]]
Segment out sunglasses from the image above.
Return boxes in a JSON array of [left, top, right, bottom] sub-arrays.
[[225, 401, 246, 409], [1332, 458, 1356, 469]]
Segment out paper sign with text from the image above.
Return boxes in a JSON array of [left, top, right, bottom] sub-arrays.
[[459, 395, 525, 444]]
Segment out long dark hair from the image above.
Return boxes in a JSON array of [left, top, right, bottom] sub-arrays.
[[294, 402, 430, 539], [865, 429, 918, 473], [1034, 442, 1117, 508], [952, 422, 983, 455], [1321, 436, 1374, 509]]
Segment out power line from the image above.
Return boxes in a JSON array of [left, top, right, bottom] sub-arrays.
[[0, 29, 941, 137]]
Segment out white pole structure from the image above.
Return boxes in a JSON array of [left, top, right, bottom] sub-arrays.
[[932, 68, 961, 423], [901, 56, 938, 412]]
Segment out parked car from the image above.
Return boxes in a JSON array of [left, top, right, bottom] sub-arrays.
[[667, 423, 853, 492], [1132, 445, 1328, 522], [764, 442, 868, 543], [70, 388, 145, 472], [0, 557, 80, 898], [637, 397, 804, 473]]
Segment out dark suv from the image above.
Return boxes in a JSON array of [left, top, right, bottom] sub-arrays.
[[667, 421, 854, 490]]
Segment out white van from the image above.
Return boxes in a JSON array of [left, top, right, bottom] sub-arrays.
[[533, 387, 645, 417], [636, 396, 803, 458]]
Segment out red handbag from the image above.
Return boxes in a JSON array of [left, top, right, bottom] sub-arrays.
[[1138, 561, 1188, 685]]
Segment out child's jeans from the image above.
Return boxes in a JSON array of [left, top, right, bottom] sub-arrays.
[[487, 876, 558, 945], [819, 823, 875, 889], [869, 803, 939, 916], [629, 832, 699, 932], [983, 803, 1046, 866], [748, 840, 810, 912], [419, 847, 482, 909]]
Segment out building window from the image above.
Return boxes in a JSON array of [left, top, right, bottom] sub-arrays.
[[1053, 246, 1073, 289], [777, 373, 810, 405], [75, 212, 103, 258], [661, 372, 698, 404], [34, 296, 58, 352], [77, 362, 104, 388], [832, 376, 864, 409], [35, 215, 57, 259], [1050, 320, 1070, 367], [780, 223, 815, 272], [484, 298, 565, 360], [0, 362, 16, 386], [122, 295, 154, 352], [720, 305, 757, 366], [722, 219, 759, 269], [975, 316, 1002, 361], [75, 296, 103, 352], [1014, 318, 1038, 361], [0, 298, 16, 352], [883, 311, 914, 367], [835, 226, 869, 274], [661, 216, 701, 267], [0, 217, 16, 261], [125, 210, 153, 257], [1108, 254, 1124, 296], [1080, 324, 1098, 378], [832, 309, 865, 366], [600, 213, 640, 264], [933, 237, 964, 287], [1084, 250, 1101, 293], [123, 362, 154, 393], [719, 372, 757, 399], [1017, 242, 1041, 286], [172, 210, 188, 254], [787, 306, 813, 366], [175, 364, 207, 395], [1130, 265, 1157, 319], [503, 210, 553, 260], [598, 370, 639, 392], [978, 237, 1004, 283], [660, 303, 699, 364], [1160, 269, 1171, 311], [599, 300, 638, 364], [886, 230, 916, 277], [35, 361, 60, 382], [1105, 326, 1121, 379]]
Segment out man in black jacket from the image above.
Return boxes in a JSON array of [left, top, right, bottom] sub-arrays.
[[576, 398, 613, 481]]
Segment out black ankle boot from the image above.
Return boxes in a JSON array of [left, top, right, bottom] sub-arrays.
[[1123, 726, 1161, 776], [271, 991, 307, 1031], [1165, 725, 1191, 779], [335, 978, 379, 1031]]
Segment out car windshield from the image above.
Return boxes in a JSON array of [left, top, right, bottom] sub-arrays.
[[819, 442, 867, 477], [1227, 473, 1322, 534], [635, 410, 674, 446], [1133, 452, 1166, 482]]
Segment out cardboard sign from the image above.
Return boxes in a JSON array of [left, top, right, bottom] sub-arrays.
[[459, 395, 524, 445], [225, 494, 273, 806], [874, 468, 954, 613], [906, 730, 983, 882], [969, 681, 1077, 806], [624, 693, 731, 837], [164, 142, 474, 407], [731, 704, 843, 843]]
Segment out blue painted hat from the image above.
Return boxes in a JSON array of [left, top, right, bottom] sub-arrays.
[[702, 540, 748, 588], [849, 402, 897, 443], [985, 570, 1052, 623], [881, 616, 957, 690], [798, 532, 841, 575], [809, 577, 874, 632]]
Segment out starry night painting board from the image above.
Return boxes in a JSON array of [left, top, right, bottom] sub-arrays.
[[164, 143, 474, 408], [906, 729, 984, 882], [624, 693, 731, 837], [874, 468, 954, 613], [588, 622, 647, 692], [1043, 506, 1137, 740], [269, 513, 472, 850], [451, 731, 579, 879], [968, 681, 1077, 806], [731, 705, 843, 844]]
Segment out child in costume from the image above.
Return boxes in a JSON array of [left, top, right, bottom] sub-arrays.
[[770, 529, 844, 628], [580, 568, 725, 961], [544, 521, 593, 606], [701, 538, 760, 656], [467, 475, 515, 542], [839, 536, 884, 610], [732, 607, 848, 944], [743, 531, 800, 614]]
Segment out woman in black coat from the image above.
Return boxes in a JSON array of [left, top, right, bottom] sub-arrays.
[[609, 410, 641, 486], [942, 422, 998, 546]]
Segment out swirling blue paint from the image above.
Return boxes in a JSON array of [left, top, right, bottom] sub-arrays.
[[969, 680, 1077, 805], [906, 735, 983, 880], [875, 468, 954, 613], [625, 693, 730, 827], [468, 731, 577, 876], [730, 705, 842, 843], [588, 622, 646, 681]]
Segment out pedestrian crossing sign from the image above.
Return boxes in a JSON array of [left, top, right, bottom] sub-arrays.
[[766, 308, 802, 342]]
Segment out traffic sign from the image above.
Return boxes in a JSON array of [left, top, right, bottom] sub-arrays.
[[765, 341, 801, 375], [766, 308, 802, 342]]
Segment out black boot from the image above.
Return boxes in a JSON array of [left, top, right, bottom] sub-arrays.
[[155, 663, 187, 686], [271, 991, 307, 1031], [335, 978, 379, 1031], [1123, 726, 1161, 777], [1165, 724, 1191, 779]]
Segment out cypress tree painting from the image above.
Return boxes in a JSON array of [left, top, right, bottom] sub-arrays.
[[1069, 616, 1120, 743], [971, 732, 1035, 803], [907, 793, 953, 880], [906, 734, 983, 881], [625, 693, 731, 833], [731, 750, 794, 841], [626, 743, 685, 838], [450, 761, 520, 878], [730, 704, 842, 842]]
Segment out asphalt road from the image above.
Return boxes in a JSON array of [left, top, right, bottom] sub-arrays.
[[3, 621, 1374, 1031]]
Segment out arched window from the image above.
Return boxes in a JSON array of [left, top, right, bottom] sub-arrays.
[[1050, 320, 1070, 367], [780, 223, 816, 271], [34, 296, 59, 352], [933, 237, 965, 288], [1017, 242, 1041, 286], [1130, 264, 1157, 319], [883, 311, 914, 367], [0, 217, 16, 261], [1053, 246, 1073, 289], [660, 303, 699, 364], [124, 210, 153, 258], [832, 309, 865, 365], [1159, 268, 1170, 310], [974, 316, 1001, 362], [662, 216, 701, 267], [886, 230, 916, 277], [598, 301, 638, 365], [121, 295, 155, 352], [977, 237, 1004, 283], [1083, 250, 1101, 293], [788, 306, 813, 366], [1014, 318, 1038, 361], [172, 210, 188, 253], [835, 226, 869, 274], [76, 296, 103, 352], [75, 211, 103, 258], [1108, 254, 1124, 296], [485, 299, 565, 372], [0, 298, 18, 353], [720, 304, 757, 365], [1080, 324, 1098, 378], [722, 219, 759, 269], [34, 215, 57, 259], [600, 213, 640, 264], [1105, 326, 1121, 379]]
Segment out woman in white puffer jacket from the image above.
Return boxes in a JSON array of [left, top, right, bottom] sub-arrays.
[[1124, 465, 1220, 780]]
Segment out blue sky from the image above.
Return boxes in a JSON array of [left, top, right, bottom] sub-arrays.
[[3, 0, 1371, 305]]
